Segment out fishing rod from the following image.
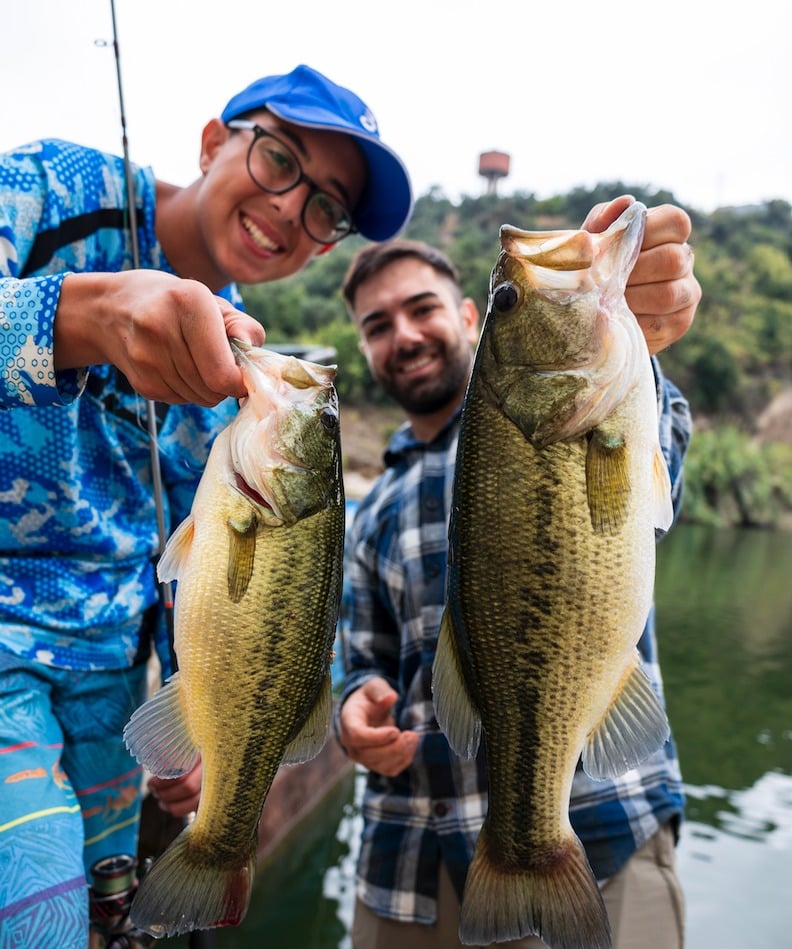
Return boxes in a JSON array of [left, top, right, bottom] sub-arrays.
[[106, 0, 173, 634], [95, 4, 215, 948]]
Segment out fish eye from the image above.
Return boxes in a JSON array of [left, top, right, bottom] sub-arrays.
[[320, 407, 338, 433], [492, 282, 520, 313]]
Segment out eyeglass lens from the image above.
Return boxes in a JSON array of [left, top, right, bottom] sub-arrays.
[[248, 133, 353, 243]]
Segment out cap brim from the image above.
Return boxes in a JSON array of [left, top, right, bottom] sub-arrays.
[[266, 103, 413, 242]]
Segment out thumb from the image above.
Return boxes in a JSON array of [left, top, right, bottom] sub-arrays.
[[364, 677, 398, 710], [216, 297, 266, 347]]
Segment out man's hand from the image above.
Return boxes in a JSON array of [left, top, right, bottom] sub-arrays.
[[338, 677, 419, 777], [55, 270, 266, 404], [147, 760, 202, 818], [583, 195, 702, 355]]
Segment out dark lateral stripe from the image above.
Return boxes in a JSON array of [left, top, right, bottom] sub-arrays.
[[22, 208, 129, 276]]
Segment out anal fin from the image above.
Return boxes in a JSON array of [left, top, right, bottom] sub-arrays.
[[282, 672, 332, 765], [432, 609, 482, 758], [582, 652, 670, 779]]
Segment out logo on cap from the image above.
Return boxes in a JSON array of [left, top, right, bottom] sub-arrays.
[[360, 109, 379, 135]]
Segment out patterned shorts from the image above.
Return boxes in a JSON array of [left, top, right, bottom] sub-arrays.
[[0, 648, 148, 949]]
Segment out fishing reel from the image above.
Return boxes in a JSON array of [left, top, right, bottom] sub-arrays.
[[88, 854, 155, 949]]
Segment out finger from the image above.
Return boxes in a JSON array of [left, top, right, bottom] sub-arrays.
[[158, 796, 198, 818], [142, 349, 218, 406], [218, 299, 266, 348], [340, 706, 402, 747], [127, 370, 193, 405], [169, 285, 251, 402], [148, 776, 195, 801], [582, 195, 635, 233], [350, 732, 419, 776], [347, 723, 403, 750], [634, 302, 698, 356], [178, 326, 244, 404], [361, 677, 398, 705], [123, 330, 230, 407], [641, 204, 693, 250], [627, 272, 701, 322], [629, 241, 695, 290]]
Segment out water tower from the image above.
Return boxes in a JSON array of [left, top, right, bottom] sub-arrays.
[[478, 150, 510, 195]]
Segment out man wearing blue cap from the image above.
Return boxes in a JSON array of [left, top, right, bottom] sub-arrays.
[[0, 64, 411, 947]]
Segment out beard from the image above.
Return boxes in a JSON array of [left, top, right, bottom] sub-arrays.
[[375, 340, 472, 417]]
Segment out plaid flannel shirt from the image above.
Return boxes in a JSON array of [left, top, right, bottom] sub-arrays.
[[337, 358, 690, 924]]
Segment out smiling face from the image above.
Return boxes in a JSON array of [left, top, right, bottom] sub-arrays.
[[352, 257, 479, 441], [194, 111, 367, 286]]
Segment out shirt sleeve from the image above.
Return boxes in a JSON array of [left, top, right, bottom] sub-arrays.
[[157, 397, 239, 530], [334, 497, 404, 732], [0, 149, 86, 407], [652, 355, 692, 523]]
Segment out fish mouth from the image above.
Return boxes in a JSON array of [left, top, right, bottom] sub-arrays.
[[240, 211, 282, 254]]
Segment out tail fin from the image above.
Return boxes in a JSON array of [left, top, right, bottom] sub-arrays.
[[459, 827, 611, 949], [130, 825, 255, 937]]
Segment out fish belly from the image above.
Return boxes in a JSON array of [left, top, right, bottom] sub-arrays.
[[128, 504, 342, 938], [176, 506, 341, 855]]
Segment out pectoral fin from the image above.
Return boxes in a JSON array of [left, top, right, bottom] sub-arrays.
[[157, 515, 195, 584], [281, 673, 332, 765], [585, 428, 631, 534], [227, 513, 258, 603], [582, 652, 670, 779], [123, 672, 199, 778], [653, 447, 674, 533], [432, 610, 482, 758]]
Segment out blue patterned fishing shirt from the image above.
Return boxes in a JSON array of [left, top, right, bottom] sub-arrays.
[[337, 359, 690, 925], [0, 139, 242, 673]]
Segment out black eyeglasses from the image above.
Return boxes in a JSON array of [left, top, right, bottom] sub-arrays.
[[226, 119, 357, 245]]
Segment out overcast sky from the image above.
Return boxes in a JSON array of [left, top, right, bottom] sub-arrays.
[[3, 0, 789, 214]]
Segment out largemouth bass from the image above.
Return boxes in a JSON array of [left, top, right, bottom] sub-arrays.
[[432, 202, 674, 948], [124, 341, 345, 937]]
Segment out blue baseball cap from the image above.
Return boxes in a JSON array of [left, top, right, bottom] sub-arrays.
[[221, 65, 413, 242]]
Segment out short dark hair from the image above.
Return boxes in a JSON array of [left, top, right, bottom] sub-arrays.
[[342, 240, 461, 311]]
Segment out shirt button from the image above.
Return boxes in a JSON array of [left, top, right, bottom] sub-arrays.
[[434, 802, 449, 817]]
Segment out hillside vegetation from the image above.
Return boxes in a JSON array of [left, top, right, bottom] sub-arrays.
[[240, 185, 792, 529]]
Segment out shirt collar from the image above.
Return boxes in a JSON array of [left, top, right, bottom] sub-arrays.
[[383, 404, 463, 468]]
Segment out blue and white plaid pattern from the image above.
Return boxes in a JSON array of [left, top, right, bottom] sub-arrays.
[[338, 359, 690, 923]]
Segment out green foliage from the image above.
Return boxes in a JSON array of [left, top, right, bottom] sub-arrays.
[[682, 426, 792, 529], [316, 318, 381, 404], [238, 186, 792, 528], [660, 202, 792, 422]]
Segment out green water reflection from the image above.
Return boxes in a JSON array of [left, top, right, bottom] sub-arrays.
[[655, 524, 792, 792], [655, 524, 792, 947]]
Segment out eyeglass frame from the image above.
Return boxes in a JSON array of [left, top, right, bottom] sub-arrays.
[[225, 119, 358, 245]]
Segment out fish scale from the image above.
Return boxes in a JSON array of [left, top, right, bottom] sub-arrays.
[[432, 203, 674, 948], [123, 343, 344, 937]]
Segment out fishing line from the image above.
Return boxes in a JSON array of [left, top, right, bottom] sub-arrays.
[[102, 0, 175, 642]]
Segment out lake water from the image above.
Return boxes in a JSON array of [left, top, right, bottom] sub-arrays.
[[208, 524, 792, 948]]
